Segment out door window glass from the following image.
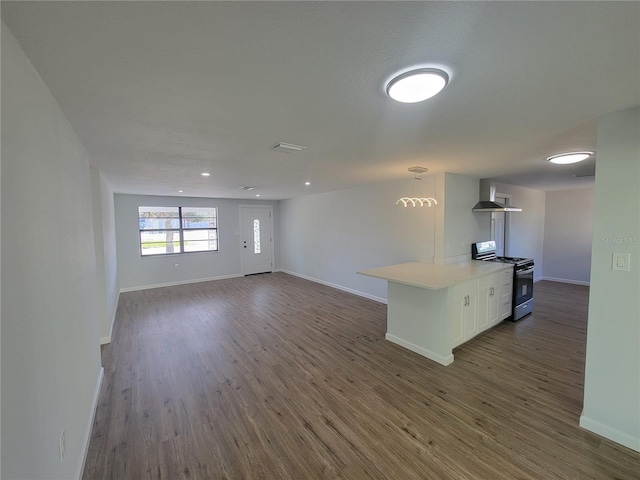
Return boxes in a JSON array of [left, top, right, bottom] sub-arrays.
[[253, 219, 261, 254]]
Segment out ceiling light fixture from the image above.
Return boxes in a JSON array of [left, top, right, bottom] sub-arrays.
[[395, 167, 438, 208], [387, 68, 449, 103], [305, 181, 311, 186], [201, 172, 211, 177], [547, 151, 594, 165], [178, 190, 184, 193]]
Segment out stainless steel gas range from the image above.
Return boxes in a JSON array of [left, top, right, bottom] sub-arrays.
[[472, 241, 534, 321]]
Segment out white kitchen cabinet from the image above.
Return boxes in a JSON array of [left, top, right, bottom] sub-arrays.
[[358, 261, 514, 365], [499, 266, 514, 320], [478, 272, 500, 333], [451, 277, 478, 348]]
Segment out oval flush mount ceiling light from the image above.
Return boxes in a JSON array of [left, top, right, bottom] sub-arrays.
[[547, 151, 594, 165], [387, 68, 449, 103]]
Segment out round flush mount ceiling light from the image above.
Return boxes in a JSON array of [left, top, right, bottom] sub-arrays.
[[387, 68, 449, 103], [547, 151, 594, 165]]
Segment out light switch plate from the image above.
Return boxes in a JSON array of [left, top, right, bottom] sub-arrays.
[[612, 252, 631, 271]]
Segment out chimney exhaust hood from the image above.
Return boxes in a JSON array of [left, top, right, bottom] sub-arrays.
[[472, 179, 522, 212]]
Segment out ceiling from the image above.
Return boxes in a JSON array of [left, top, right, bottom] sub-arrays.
[[2, 1, 639, 199]]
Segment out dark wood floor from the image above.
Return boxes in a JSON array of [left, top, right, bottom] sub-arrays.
[[83, 274, 640, 479]]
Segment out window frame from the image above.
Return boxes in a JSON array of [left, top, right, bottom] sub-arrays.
[[138, 206, 219, 257]]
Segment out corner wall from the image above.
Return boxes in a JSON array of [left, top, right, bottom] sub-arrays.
[[542, 188, 594, 285], [1, 23, 103, 479], [441, 173, 490, 263], [581, 106, 640, 452], [91, 169, 119, 343], [493, 182, 546, 280]]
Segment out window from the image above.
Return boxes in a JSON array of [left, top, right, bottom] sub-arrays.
[[253, 219, 261, 254], [138, 206, 218, 256]]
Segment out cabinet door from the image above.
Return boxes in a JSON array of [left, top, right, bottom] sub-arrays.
[[478, 284, 499, 332], [499, 267, 514, 320], [478, 272, 500, 332], [451, 294, 465, 348], [451, 278, 478, 348], [463, 291, 478, 341]]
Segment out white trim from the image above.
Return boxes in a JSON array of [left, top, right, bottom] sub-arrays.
[[539, 276, 590, 286], [119, 274, 243, 293], [77, 367, 104, 479], [580, 414, 640, 453], [276, 269, 387, 304], [385, 333, 454, 366]]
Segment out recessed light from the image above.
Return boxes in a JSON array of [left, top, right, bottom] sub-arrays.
[[201, 172, 211, 177], [305, 181, 311, 186], [387, 68, 449, 103], [256, 194, 260, 197], [547, 151, 594, 165], [178, 190, 184, 193]]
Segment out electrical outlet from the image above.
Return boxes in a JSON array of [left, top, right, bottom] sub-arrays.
[[59, 430, 65, 461]]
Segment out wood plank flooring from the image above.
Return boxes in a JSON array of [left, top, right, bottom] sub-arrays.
[[83, 274, 640, 479]]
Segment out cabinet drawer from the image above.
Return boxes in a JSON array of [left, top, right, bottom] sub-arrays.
[[479, 271, 500, 290], [500, 295, 512, 319]]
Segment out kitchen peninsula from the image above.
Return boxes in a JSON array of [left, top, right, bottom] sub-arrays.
[[358, 261, 514, 366]]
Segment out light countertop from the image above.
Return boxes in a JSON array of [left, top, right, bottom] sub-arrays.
[[357, 261, 512, 290]]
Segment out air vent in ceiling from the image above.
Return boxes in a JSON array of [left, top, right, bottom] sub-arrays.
[[272, 142, 307, 153], [239, 186, 257, 191]]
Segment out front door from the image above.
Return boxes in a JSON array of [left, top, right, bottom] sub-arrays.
[[240, 205, 273, 275]]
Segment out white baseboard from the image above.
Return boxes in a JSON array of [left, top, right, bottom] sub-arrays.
[[276, 269, 387, 304], [77, 366, 104, 479], [580, 414, 640, 453], [539, 276, 590, 286], [119, 273, 243, 293], [385, 333, 454, 366]]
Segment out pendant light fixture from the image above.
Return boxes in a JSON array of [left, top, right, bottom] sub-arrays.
[[395, 167, 438, 207]]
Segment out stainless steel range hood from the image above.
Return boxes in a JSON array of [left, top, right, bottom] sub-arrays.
[[472, 179, 522, 212]]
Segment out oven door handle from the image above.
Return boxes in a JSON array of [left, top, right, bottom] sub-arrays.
[[517, 266, 535, 274]]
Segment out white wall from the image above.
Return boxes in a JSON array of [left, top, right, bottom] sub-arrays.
[[278, 173, 489, 301], [1, 23, 103, 479], [581, 107, 640, 452], [493, 182, 546, 280], [115, 194, 278, 290], [91, 169, 119, 343], [443, 173, 491, 263], [542, 188, 594, 285]]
